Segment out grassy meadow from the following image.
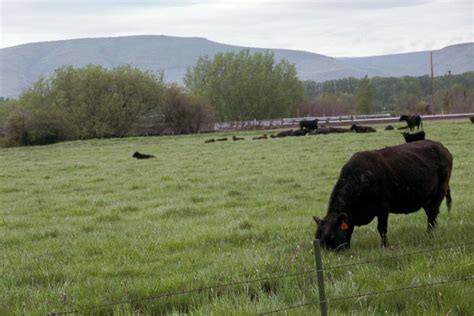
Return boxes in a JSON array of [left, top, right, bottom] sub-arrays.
[[1, 120, 473, 315]]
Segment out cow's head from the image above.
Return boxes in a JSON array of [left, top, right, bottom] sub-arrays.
[[349, 124, 357, 131], [314, 213, 349, 251]]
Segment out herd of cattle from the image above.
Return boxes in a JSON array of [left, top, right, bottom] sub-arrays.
[[133, 115, 472, 251], [204, 114, 428, 144]]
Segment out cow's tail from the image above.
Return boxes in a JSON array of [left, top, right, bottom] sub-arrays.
[[446, 186, 452, 212]]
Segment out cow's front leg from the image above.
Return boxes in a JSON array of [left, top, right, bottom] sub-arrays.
[[377, 212, 389, 248]]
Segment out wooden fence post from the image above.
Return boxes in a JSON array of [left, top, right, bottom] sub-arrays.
[[313, 239, 328, 316]]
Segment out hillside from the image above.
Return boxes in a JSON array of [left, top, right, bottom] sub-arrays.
[[1, 35, 473, 98]]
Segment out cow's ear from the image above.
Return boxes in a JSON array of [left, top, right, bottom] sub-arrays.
[[313, 216, 321, 225], [337, 213, 348, 224]]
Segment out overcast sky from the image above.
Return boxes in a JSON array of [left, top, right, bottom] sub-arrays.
[[1, 0, 473, 57]]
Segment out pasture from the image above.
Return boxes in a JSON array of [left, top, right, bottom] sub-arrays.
[[1, 120, 473, 315]]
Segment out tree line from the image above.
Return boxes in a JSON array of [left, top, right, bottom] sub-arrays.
[[303, 72, 474, 115], [0, 49, 473, 147]]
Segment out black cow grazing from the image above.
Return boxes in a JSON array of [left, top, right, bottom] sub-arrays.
[[216, 138, 228, 141], [399, 114, 423, 131], [470, 116, 474, 123], [385, 125, 394, 131], [132, 152, 155, 159], [401, 131, 425, 143], [232, 135, 245, 141], [291, 129, 307, 136], [204, 138, 215, 143], [313, 140, 452, 251], [350, 124, 376, 133], [299, 119, 319, 132]]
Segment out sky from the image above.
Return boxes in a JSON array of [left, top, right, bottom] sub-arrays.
[[1, 0, 473, 57]]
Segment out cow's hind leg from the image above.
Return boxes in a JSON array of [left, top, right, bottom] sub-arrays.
[[424, 204, 439, 231], [424, 197, 442, 231], [424, 183, 450, 231], [377, 212, 389, 247]]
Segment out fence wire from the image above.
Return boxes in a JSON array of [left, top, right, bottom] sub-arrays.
[[48, 242, 473, 315], [258, 276, 474, 315], [324, 241, 474, 271]]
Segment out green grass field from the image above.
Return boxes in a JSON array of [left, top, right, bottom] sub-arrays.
[[1, 120, 473, 315]]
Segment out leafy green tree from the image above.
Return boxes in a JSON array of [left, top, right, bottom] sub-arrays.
[[355, 75, 374, 114], [6, 64, 166, 145], [184, 49, 304, 121]]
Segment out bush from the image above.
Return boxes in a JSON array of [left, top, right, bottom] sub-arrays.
[[5, 109, 77, 146], [159, 85, 214, 135]]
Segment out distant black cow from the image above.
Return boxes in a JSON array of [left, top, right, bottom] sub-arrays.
[[299, 119, 319, 132], [314, 140, 452, 251], [232, 135, 245, 141], [399, 114, 423, 131], [470, 116, 474, 123], [132, 152, 155, 159], [350, 124, 376, 133], [291, 129, 307, 136], [204, 138, 215, 143], [385, 125, 394, 131], [310, 127, 351, 135], [252, 134, 268, 140], [216, 138, 228, 141], [328, 127, 351, 133], [401, 131, 425, 143], [273, 129, 294, 138]]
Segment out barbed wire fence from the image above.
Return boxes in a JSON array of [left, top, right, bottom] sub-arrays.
[[48, 241, 473, 315]]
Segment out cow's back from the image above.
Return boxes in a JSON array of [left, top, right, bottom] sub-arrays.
[[339, 140, 452, 216]]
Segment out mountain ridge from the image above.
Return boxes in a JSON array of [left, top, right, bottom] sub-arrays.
[[1, 35, 473, 98]]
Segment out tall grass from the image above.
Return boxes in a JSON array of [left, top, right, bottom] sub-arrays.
[[1, 120, 473, 315]]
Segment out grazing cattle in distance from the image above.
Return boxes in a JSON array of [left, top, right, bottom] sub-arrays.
[[252, 134, 268, 140], [314, 140, 452, 251], [470, 116, 474, 123], [299, 119, 319, 132], [350, 124, 376, 133], [204, 138, 215, 143], [385, 125, 394, 131], [216, 138, 228, 141], [401, 131, 425, 143], [399, 114, 423, 131], [132, 152, 155, 159], [232, 135, 245, 141]]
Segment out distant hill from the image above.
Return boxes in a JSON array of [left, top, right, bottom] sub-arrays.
[[1, 35, 473, 98]]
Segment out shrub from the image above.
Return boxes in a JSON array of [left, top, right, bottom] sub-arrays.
[[5, 109, 77, 146], [159, 85, 214, 135]]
